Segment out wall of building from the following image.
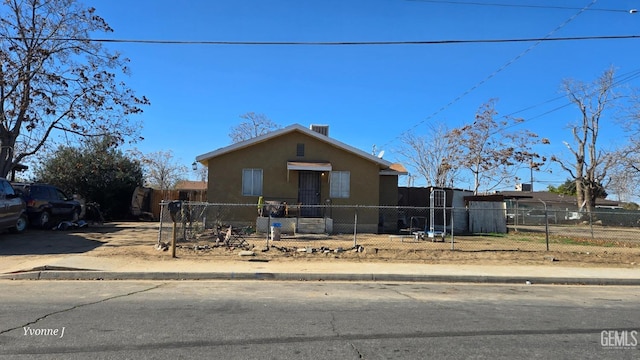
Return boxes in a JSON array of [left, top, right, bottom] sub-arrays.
[[206, 130, 385, 229]]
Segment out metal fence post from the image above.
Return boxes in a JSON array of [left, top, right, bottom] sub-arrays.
[[157, 201, 165, 246], [266, 216, 271, 247], [181, 201, 187, 241], [514, 199, 519, 232], [171, 218, 177, 258], [450, 206, 455, 251], [353, 208, 358, 247], [540, 200, 549, 251]]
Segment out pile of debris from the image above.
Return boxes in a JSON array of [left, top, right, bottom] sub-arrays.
[[270, 245, 365, 254]]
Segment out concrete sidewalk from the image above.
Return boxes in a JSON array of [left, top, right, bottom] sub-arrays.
[[1, 253, 639, 285]]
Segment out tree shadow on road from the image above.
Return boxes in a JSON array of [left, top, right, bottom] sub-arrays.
[[0, 231, 105, 255]]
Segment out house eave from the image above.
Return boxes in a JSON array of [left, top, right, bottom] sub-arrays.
[[380, 170, 408, 176]]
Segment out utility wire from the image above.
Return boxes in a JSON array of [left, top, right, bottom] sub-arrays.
[[380, 0, 599, 149], [487, 67, 640, 136], [3, 34, 638, 46], [405, 0, 635, 13]]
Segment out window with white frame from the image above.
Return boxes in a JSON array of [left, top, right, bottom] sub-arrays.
[[242, 168, 263, 196], [330, 171, 350, 198]]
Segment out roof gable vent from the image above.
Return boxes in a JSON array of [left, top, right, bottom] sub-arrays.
[[310, 124, 329, 136]]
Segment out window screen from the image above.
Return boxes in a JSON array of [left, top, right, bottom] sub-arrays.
[[330, 171, 350, 198], [242, 169, 263, 196]]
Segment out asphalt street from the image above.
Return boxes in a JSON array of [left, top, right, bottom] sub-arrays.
[[0, 281, 638, 359]]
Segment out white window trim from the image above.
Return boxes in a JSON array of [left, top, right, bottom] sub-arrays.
[[242, 168, 263, 196]]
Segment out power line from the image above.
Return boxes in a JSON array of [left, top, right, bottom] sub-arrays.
[[497, 67, 640, 134], [3, 34, 638, 46], [405, 0, 636, 13], [448, 67, 640, 142], [380, 0, 599, 149]]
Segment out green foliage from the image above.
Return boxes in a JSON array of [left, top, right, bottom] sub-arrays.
[[547, 179, 577, 195], [33, 138, 143, 219]]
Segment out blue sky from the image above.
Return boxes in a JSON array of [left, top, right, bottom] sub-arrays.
[[88, 0, 640, 193]]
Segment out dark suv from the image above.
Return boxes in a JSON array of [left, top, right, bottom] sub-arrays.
[[0, 178, 28, 233], [12, 183, 82, 228]]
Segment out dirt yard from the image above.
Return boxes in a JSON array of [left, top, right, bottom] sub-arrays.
[[2, 222, 637, 269]]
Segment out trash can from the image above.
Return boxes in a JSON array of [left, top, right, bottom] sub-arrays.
[[270, 222, 281, 241]]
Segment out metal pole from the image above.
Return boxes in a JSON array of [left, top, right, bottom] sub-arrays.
[[181, 201, 187, 241], [157, 201, 165, 246], [171, 219, 177, 258], [266, 216, 271, 247], [353, 208, 358, 247], [540, 200, 549, 251], [450, 206, 455, 251], [514, 200, 519, 232]]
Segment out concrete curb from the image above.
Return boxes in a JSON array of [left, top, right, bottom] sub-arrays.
[[1, 271, 639, 285]]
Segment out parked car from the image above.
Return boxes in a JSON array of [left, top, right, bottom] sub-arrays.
[[12, 183, 82, 228], [0, 178, 28, 233]]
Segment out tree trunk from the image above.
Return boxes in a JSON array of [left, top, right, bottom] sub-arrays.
[[0, 132, 17, 179]]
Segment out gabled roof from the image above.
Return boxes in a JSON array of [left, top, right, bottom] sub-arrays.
[[196, 123, 406, 173], [175, 180, 207, 191]]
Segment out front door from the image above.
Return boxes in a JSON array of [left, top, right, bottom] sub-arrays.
[[298, 171, 321, 217]]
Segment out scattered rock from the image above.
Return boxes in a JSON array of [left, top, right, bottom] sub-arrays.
[[334, 248, 344, 254], [543, 255, 558, 262], [297, 248, 307, 253], [238, 250, 255, 257], [525, 281, 532, 285]]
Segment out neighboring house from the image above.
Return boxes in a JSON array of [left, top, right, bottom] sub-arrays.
[[498, 190, 620, 211], [195, 124, 407, 233], [496, 190, 621, 225], [174, 180, 208, 202]]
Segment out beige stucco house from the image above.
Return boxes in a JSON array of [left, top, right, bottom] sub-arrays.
[[195, 124, 407, 233]]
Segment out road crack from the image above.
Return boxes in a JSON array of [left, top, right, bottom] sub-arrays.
[[386, 286, 420, 301], [349, 342, 364, 358], [0, 283, 166, 335]]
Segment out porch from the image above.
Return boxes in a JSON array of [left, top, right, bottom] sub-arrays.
[[256, 217, 333, 234]]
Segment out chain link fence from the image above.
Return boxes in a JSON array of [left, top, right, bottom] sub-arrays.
[[157, 201, 640, 256]]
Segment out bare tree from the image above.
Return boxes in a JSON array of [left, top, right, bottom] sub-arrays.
[[138, 150, 187, 196], [621, 90, 640, 174], [194, 165, 208, 183], [0, 0, 149, 178], [448, 99, 546, 195], [397, 122, 459, 187], [606, 161, 637, 203], [551, 68, 620, 213], [229, 112, 280, 143], [609, 98, 640, 202]]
